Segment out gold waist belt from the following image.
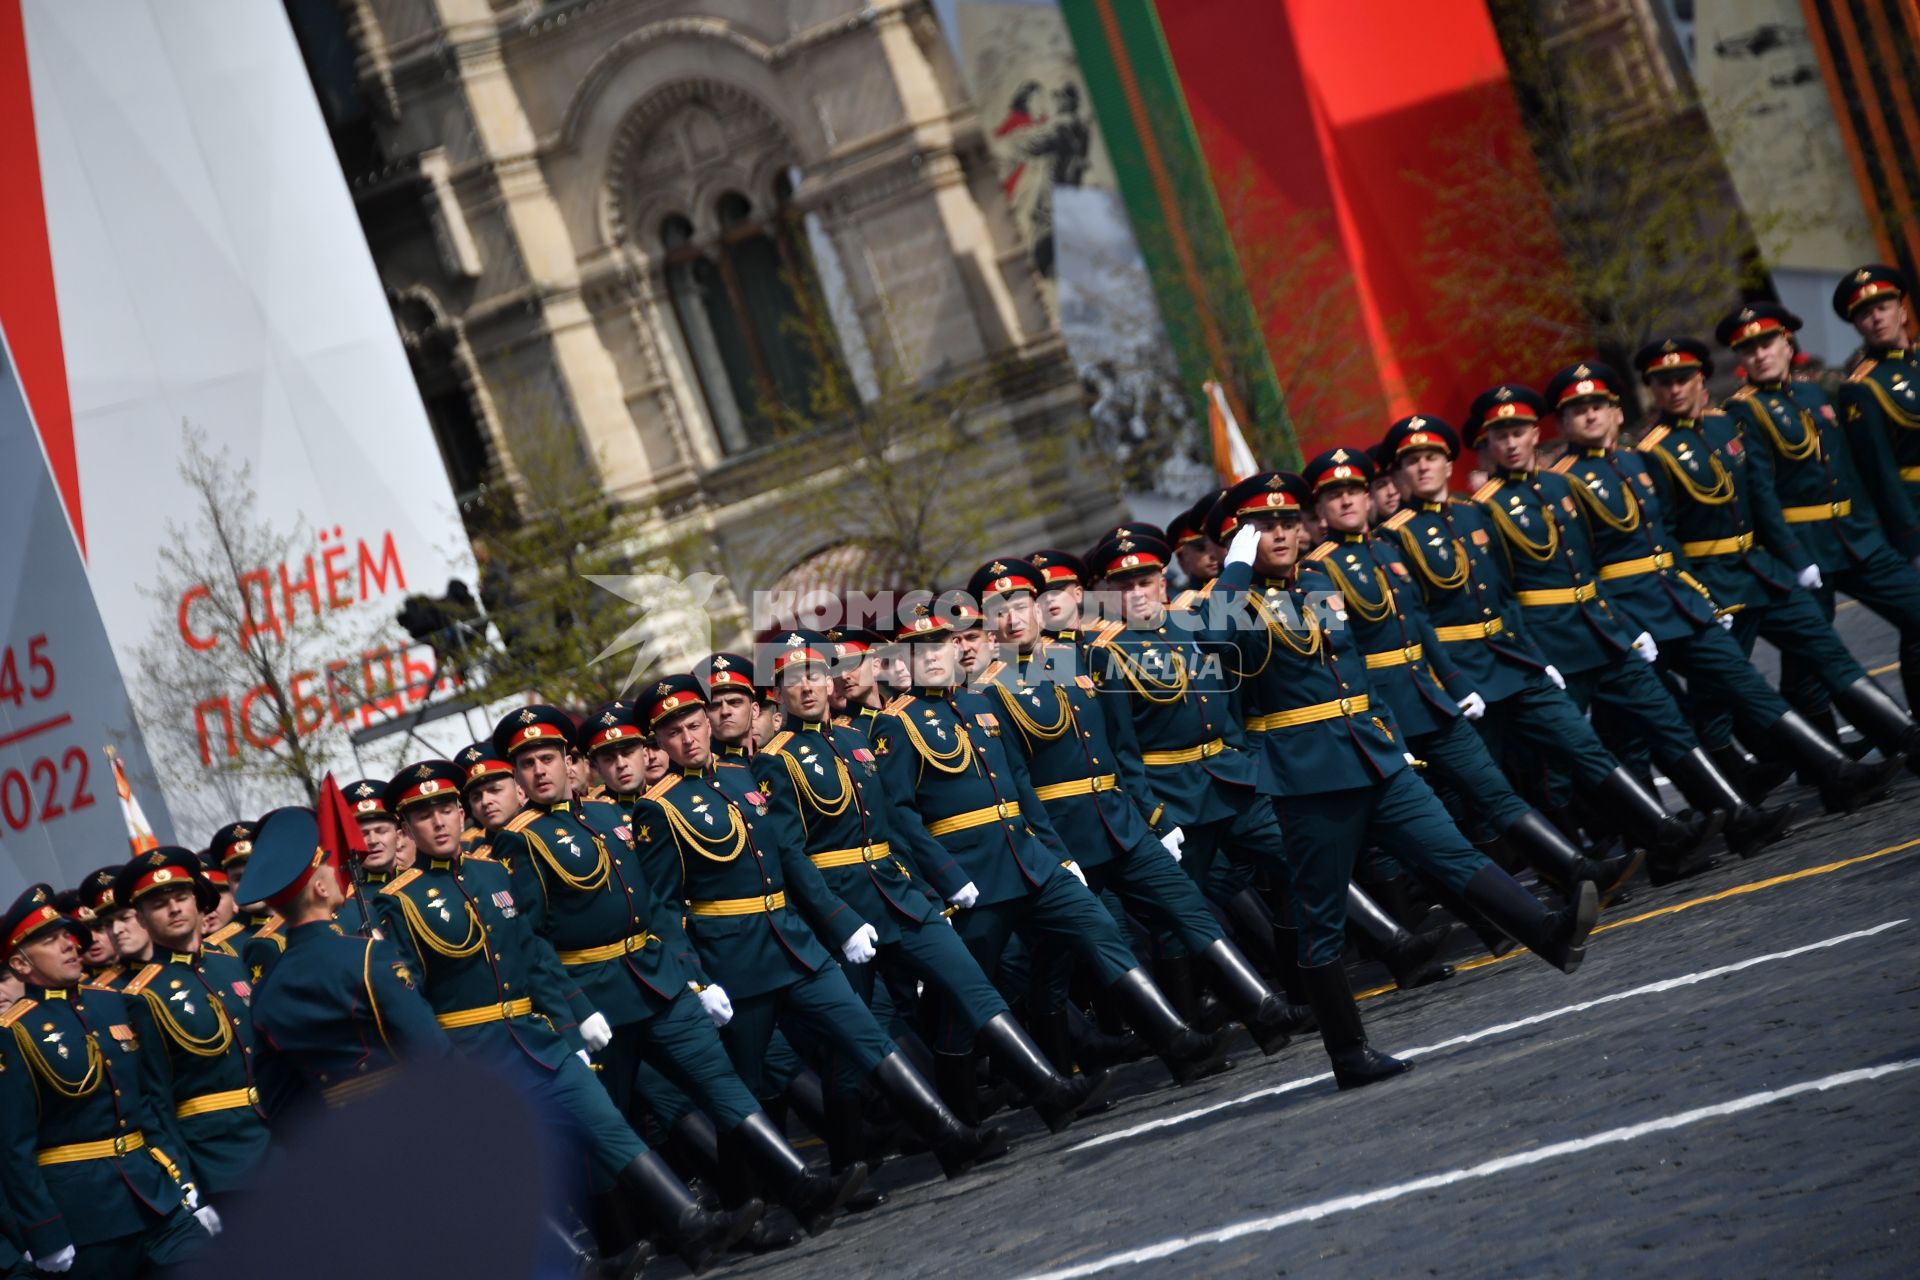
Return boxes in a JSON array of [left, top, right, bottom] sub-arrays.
[[1432, 618, 1504, 642], [556, 932, 658, 966], [1032, 774, 1120, 802], [436, 997, 534, 1029], [925, 801, 1021, 837], [686, 892, 787, 918], [1682, 533, 1753, 557], [809, 842, 895, 870], [1515, 582, 1599, 606], [1597, 551, 1675, 580], [1246, 693, 1371, 732], [174, 1086, 260, 1120], [1781, 499, 1851, 523], [37, 1131, 144, 1165], [1141, 737, 1227, 765], [1363, 644, 1423, 669]]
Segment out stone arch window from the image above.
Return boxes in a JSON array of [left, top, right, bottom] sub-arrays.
[[615, 86, 843, 457]]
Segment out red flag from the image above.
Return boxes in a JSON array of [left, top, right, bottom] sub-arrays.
[[315, 772, 368, 863]]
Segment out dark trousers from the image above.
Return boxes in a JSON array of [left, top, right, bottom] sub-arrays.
[[842, 914, 1008, 1068], [1777, 546, 1920, 715], [1408, 715, 1532, 834], [1561, 654, 1700, 768], [719, 966, 894, 1097], [1273, 768, 1489, 967], [1476, 668, 1620, 790], [604, 992, 761, 1132], [76, 1207, 205, 1279]]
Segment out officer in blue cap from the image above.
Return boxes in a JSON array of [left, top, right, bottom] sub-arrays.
[[0, 884, 212, 1274]]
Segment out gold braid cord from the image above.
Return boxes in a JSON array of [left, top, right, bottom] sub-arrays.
[[1648, 444, 1735, 506], [782, 751, 853, 833], [1105, 644, 1190, 704], [12, 1023, 104, 1099], [1745, 397, 1821, 461], [1250, 591, 1323, 657], [663, 799, 747, 863], [996, 683, 1073, 741], [141, 987, 234, 1059], [1323, 560, 1393, 622], [1395, 527, 1470, 591], [398, 892, 487, 959], [526, 830, 610, 894], [1488, 499, 1560, 561], [1567, 472, 1643, 532], [895, 714, 976, 775]]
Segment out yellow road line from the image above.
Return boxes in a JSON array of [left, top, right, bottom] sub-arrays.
[[1357, 835, 1920, 1000]]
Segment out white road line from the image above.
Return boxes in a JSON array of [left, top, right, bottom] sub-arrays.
[[1025, 1056, 1920, 1280], [1069, 918, 1908, 1153]]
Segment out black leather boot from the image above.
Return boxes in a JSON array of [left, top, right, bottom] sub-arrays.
[[1200, 937, 1306, 1055], [1710, 742, 1791, 805], [615, 1150, 761, 1274], [1666, 748, 1796, 857], [712, 1124, 803, 1254], [1765, 708, 1903, 811], [822, 1090, 886, 1213], [1458, 865, 1598, 974], [731, 1110, 866, 1237], [1153, 954, 1201, 1022], [1345, 885, 1454, 988], [932, 1049, 982, 1126], [976, 1011, 1110, 1133], [1830, 677, 1920, 771], [871, 1050, 1010, 1179], [1299, 960, 1411, 1089], [1598, 766, 1715, 884], [1108, 965, 1232, 1085], [1423, 876, 1518, 959], [1504, 809, 1642, 905], [1065, 1001, 1148, 1069]]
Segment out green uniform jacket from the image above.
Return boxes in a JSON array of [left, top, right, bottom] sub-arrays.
[[1474, 469, 1638, 673], [1552, 445, 1720, 642], [1307, 533, 1470, 737], [1723, 378, 1890, 572], [0, 984, 194, 1258], [753, 721, 945, 945], [370, 856, 585, 1070], [1838, 348, 1920, 558], [1635, 412, 1797, 611], [121, 947, 269, 1196]]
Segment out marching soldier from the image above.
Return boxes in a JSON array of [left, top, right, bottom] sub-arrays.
[[489, 704, 866, 1237], [1204, 472, 1598, 1087], [1716, 301, 1920, 743], [866, 607, 1229, 1086], [1833, 265, 1920, 712], [205, 822, 277, 955], [62, 885, 125, 990], [1170, 490, 1227, 591], [1300, 446, 1639, 894], [0, 885, 212, 1275], [1544, 360, 1876, 841], [630, 675, 1012, 1179], [966, 557, 1305, 1054], [1633, 337, 1919, 783], [195, 852, 238, 938], [367, 758, 757, 1273], [343, 779, 406, 889], [81, 867, 154, 978], [697, 652, 762, 761], [1027, 549, 1091, 641], [825, 627, 890, 737], [109, 848, 270, 1202], [455, 741, 521, 857], [1380, 410, 1712, 878], [751, 631, 1106, 1136]]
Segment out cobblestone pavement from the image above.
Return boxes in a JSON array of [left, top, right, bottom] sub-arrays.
[[725, 602, 1918, 1279]]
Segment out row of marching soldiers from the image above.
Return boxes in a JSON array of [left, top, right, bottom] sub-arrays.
[[3, 270, 1917, 1276]]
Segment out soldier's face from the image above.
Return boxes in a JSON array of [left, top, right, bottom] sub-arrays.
[[81, 928, 116, 966], [1315, 482, 1370, 534], [832, 654, 876, 706], [1109, 570, 1165, 625], [1483, 422, 1538, 472], [206, 888, 237, 932], [910, 637, 959, 687], [953, 629, 993, 674], [641, 742, 670, 784], [779, 664, 834, 723], [11, 929, 83, 988], [707, 690, 756, 746], [467, 775, 522, 830], [1248, 514, 1301, 574], [1394, 447, 1452, 501], [656, 708, 712, 769], [1036, 585, 1081, 630], [137, 884, 201, 951], [592, 742, 648, 795], [987, 591, 1040, 647], [1852, 295, 1908, 348], [1369, 475, 1401, 521], [357, 816, 404, 872], [1648, 370, 1709, 417], [567, 753, 590, 798], [1558, 398, 1621, 447], [1737, 333, 1793, 383], [1176, 540, 1222, 581], [752, 702, 783, 747], [404, 795, 466, 857], [515, 744, 571, 805], [0, 968, 23, 1013], [107, 907, 150, 959]]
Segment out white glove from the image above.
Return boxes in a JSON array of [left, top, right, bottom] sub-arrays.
[[1717, 612, 1734, 630], [1062, 861, 1087, 886], [577, 1049, 592, 1067], [194, 1205, 223, 1237], [841, 922, 879, 964], [1797, 563, 1823, 591], [1544, 664, 1566, 690], [32, 1245, 74, 1273], [1456, 691, 1487, 720], [696, 984, 734, 1027], [182, 1183, 200, 1211], [947, 881, 980, 910], [1403, 753, 1419, 767], [1631, 631, 1658, 664], [579, 1012, 613, 1053], [1225, 522, 1261, 568], [1161, 826, 1185, 863]]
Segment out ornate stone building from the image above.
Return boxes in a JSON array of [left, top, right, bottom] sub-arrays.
[[287, 0, 1119, 636]]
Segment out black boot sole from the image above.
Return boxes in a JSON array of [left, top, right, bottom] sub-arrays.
[[935, 1123, 1012, 1179], [1542, 880, 1600, 974], [1037, 1069, 1115, 1134], [1331, 1052, 1414, 1090], [1725, 803, 1797, 858]]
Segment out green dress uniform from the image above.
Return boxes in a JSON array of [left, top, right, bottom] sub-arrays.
[[1716, 302, 1920, 728], [1206, 472, 1596, 1087], [0, 888, 207, 1277]]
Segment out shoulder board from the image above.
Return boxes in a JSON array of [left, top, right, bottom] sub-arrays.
[[253, 916, 284, 941], [714, 759, 746, 770], [1169, 588, 1195, 610], [882, 693, 916, 715], [1382, 509, 1415, 531], [1086, 620, 1126, 648], [91, 965, 124, 986], [1846, 358, 1878, 382], [0, 998, 36, 1028], [585, 784, 607, 800], [1548, 455, 1576, 474], [760, 730, 794, 758], [1638, 426, 1670, 451], [643, 775, 680, 801], [466, 847, 494, 862], [982, 660, 1007, 680], [81, 983, 119, 995], [1702, 407, 1728, 418], [204, 921, 244, 948], [831, 714, 852, 728], [504, 811, 541, 834], [459, 825, 482, 843], [1728, 385, 1758, 403], [122, 963, 165, 997], [378, 868, 423, 897], [1471, 478, 1504, 501], [1304, 542, 1335, 563]]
